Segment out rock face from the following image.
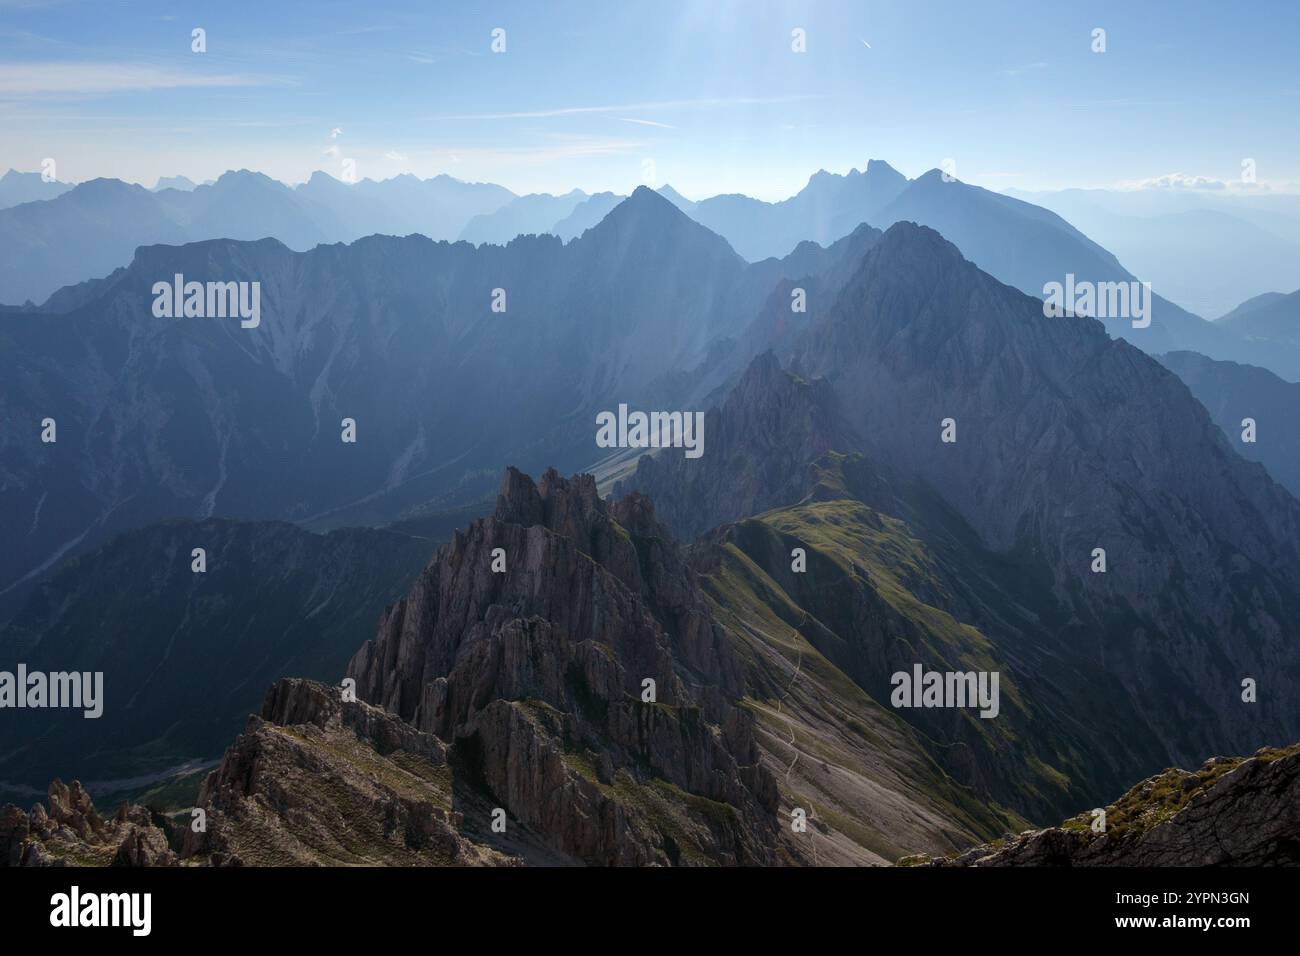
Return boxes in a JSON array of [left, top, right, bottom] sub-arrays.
[[906, 744, 1300, 866], [346, 467, 780, 865], [0, 780, 177, 867]]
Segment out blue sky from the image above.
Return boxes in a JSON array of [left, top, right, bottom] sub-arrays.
[[2, 0, 1298, 199]]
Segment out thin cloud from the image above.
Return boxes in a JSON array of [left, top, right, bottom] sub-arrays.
[[419, 138, 646, 168], [406, 47, 481, 64], [433, 95, 821, 121], [335, 24, 396, 36], [1001, 62, 1047, 77], [1118, 173, 1228, 191], [0, 62, 283, 95], [616, 117, 675, 129], [1109, 173, 1289, 193]]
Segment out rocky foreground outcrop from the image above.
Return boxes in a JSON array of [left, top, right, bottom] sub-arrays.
[[901, 744, 1300, 866], [1, 780, 178, 867], [182, 677, 514, 866], [2, 680, 519, 867]]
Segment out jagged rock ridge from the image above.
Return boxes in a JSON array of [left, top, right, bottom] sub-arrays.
[[347, 466, 780, 865], [1, 780, 177, 867]]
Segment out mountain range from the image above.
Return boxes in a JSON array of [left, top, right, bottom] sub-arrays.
[[3, 163, 1300, 866], [0, 187, 880, 615], [0, 170, 515, 305], [8, 161, 1300, 388]]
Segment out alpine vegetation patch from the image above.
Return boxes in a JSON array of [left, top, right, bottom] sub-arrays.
[[595, 403, 705, 459], [1042, 273, 1151, 328], [0, 665, 103, 718], [151, 274, 261, 328], [890, 665, 1000, 719]]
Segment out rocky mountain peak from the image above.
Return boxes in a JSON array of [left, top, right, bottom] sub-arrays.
[[864, 157, 903, 177], [342, 467, 775, 864], [912, 167, 953, 187], [210, 168, 282, 189], [66, 177, 150, 203], [494, 466, 606, 535], [854, 219, 971, 286], [579, 185, 739, 259]]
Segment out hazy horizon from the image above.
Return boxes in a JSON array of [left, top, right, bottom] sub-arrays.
[[9, 157, 1300, 207]]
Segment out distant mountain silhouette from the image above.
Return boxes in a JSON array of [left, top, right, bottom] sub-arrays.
[[0, 169, 73, 210], [459, 189, 589, 245], [1218, 290, 1289, 321], [152, 175, 198, 192], [684, 160, 908, 260], [552, 190, 625, 240], [1007, 185, 1300, 319], [655, 184, 696, 212], [0, 170, 517, 304], [296, 170, 515, 243], [1217, 287, 1300, 346], [0, 178, 189, 302], [871, 171, 1300, 381]]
